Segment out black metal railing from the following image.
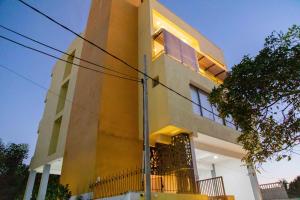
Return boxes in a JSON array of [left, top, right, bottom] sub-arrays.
[[90, 168, 144, 198], [197, 176, 226, 198], [151, 168, 197, 194], [90, 168, 227, 199]]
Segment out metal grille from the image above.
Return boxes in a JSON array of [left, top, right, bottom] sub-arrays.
[[150, 133, 193, 174], [90, 169, 228, 199], [90, 168, 144, 199], [197, 176, 226, 197]]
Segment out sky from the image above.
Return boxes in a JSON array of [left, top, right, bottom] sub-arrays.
[[0, 0, 299, 185]]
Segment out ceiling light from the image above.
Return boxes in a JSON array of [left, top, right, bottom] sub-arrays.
[[213, 155, 218, 159]]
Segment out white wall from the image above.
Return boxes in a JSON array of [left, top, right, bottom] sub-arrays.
[[215, 159, 255, 200]]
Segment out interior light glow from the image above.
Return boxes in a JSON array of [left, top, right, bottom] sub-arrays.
[[213, 155, 218, 159]]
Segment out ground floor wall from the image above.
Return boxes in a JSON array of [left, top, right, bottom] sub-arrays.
[[195, 148, 256, 200], [215, 159, 255, 200]]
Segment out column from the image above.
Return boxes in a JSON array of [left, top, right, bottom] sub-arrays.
[[23, 170, 37, 200], [189, 136, 199, 180], [189, 136, 199, 193], [211, 164, 216, 178], [247, 165, 263, 200], [37, 164, 51, 200]]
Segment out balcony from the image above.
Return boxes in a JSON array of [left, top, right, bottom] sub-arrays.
[[153, 29, 228, 84]]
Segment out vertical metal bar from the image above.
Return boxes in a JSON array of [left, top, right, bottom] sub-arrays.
[[221, 176, 226, 196], [143, 55, 151, 200]]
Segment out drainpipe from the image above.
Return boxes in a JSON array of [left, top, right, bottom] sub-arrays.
[[211, 164, 219, 195], [211, 164, 216, 178]]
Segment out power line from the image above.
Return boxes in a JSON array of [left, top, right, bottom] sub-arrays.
[[16, 0, 236, 127], [0, 34, 141, 83], [0, 24, 139, 81], [0, 63, 108, 125]]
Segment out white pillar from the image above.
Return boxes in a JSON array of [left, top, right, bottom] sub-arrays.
[[37, 164, 51, 200], [23, 170, 37, 200], [189, 136, 199, 181], [247, 165, 263, 200]]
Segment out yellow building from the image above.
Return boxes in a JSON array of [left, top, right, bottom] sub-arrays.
[[24, 1, 262, 200]]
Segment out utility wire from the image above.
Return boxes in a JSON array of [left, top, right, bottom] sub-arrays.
[[0, 65, 286, 186], [0, 24, 139, 81], [0, 35, 140, 83], [0, 64, 143, 143], [16, 0, 203, 110], [0, 64, 106, 124], [16, 0, 236, 126]]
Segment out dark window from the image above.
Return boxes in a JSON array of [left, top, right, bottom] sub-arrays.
[[190, 85, 237, 130]]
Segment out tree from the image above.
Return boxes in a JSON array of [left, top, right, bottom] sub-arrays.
[[209, 25, 300, 164], [0, 139, 29, 199], [0, 139, 72, 199], [30, 174, 72, 200], [287, 176, 300, 198]]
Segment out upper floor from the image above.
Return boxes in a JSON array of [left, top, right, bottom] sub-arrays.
[[146, 0, 228, 84], [138, 0, 241, 146]]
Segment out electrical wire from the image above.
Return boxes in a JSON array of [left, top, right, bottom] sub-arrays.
[[0, 34, 141, 83], [0, 24, 139, 81], [0, 66, 286, 185], [16, 0, 236, 126], [0, 63, 100, 119]]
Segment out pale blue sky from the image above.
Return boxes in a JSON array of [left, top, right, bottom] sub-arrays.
[[0, 0, 299, 184]]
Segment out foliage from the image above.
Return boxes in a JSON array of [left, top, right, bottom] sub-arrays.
[[0, 138, 72, 199], [31, 174, 72, 200], [0, 139, 29, 199], [287, 176, 300, 198], [209, 25, 300, 164]]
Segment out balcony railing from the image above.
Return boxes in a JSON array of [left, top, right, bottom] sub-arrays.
[[197, 177, 226, 199], [90, 168, 227, 199]]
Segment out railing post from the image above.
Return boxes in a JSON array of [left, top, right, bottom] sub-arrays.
[[220, 176, 226, 196]]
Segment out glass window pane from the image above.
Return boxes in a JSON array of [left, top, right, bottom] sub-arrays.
[[198, 91, 214, 120], [225, 115, 236, 129], [190, 86, 201, 115], [212, 105, 224, 125], [163, 30, 181, 62], [180, 41, 199, 72]]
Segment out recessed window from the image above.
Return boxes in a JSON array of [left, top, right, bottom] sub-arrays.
[[63, 50, 75, 79], [152, 76, 159, 88], [48, 117, 62, 155], [56, 80, 69, 114]]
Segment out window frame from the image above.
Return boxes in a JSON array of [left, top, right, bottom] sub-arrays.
[[190, 85, 231, 127]]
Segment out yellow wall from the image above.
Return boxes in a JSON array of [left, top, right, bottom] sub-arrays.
[[145, 54, 240, 145], [30, 36, 83, 172], [60, 0, 142, 195], [32, 0, 243, 196]]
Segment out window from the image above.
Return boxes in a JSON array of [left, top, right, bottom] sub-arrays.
[[48, 117, 62, 155], [190, 85, 223, 124], [56, 80, 69, 114], [63, 50, 75, 79], [190, 85, 238, 130]]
